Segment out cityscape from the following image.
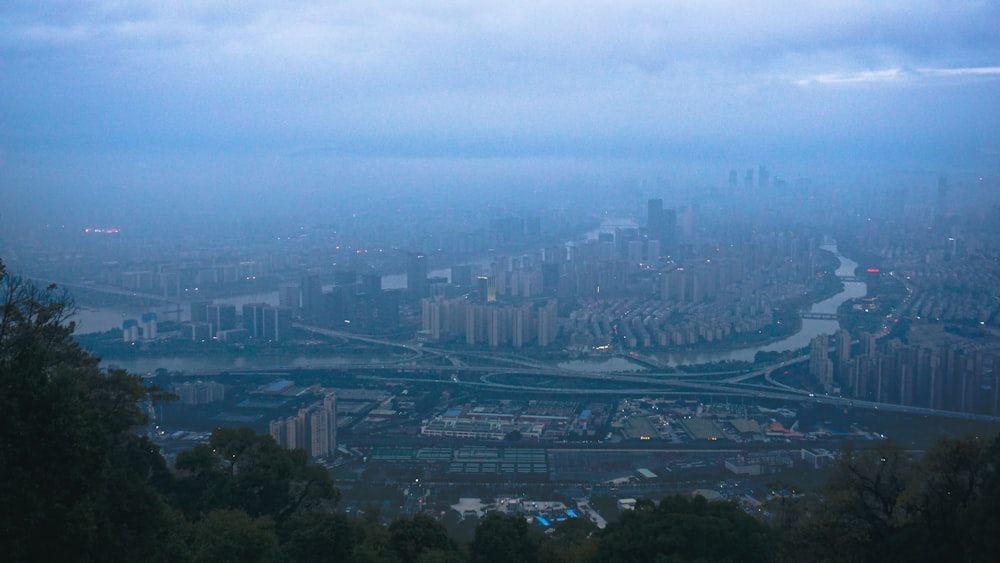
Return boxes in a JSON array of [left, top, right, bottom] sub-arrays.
[[3, 1, 1000, 561], [7, 168, 1000, 537]]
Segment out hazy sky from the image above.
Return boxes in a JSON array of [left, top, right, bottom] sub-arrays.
[[2, 1, 999, 221]]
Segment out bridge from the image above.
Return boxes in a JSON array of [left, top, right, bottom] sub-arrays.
[[29, 278, 184, 307], [800, 312, 839, 320]]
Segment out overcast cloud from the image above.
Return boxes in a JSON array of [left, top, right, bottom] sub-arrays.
[[2, 1, 999, 220]]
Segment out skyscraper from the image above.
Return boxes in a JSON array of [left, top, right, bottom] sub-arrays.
[[647, 198, 676, 249], [301, 273, 324, 321], [206, 304, 237, 336], [407, 252, 429, 299], [647, 198, 664, 233]]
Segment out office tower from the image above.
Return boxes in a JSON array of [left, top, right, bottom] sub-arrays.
[[648, 198, 676, 250], [263, 306, 292, 342], [301, 273, 324, 321], [647, 198, 664, 233], [744, 168, 754, 189], [729, 169, 738, 188], [662, 208, 677, 247], [206, 304, 237, 336], [407, 252, 429, 299], [242, 303, 268, 338]]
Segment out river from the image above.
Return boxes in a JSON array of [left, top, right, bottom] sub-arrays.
[[648, 244, 866, 367]]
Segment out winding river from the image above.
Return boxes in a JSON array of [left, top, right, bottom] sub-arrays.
[[649, 244, 866, 367]]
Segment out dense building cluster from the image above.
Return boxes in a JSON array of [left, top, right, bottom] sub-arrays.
[[269, 393, 338, 459]]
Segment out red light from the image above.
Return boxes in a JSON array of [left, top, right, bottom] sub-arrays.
[[866, 268, 880, 273]]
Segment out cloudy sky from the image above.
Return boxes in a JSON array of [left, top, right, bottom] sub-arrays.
[[2, 1, 999, 221]]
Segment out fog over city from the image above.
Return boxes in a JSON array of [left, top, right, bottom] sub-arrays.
[[3, 1, 1000, 226], [3, 2, 1000, 562]]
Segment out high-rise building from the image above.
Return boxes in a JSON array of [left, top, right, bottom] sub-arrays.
[[122, 319, 140, 342], [537, 299, 559, 347], [141, 312, 158, 340], [301, 273, 324, 321], [263, 306, 292, 342], [861, 332, 878, 357], [206, 304, 237, 336], [243, 303, 292, 342], [407, 252, 429, 299], [810, 335, 834, 391], [270, 393, 336, 458], [647, 198, 677, 250], [836, 329, 852, 364], [242, 303, 268, 338], [647, 198, 664, 234]]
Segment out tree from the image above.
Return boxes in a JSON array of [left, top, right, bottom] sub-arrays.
[[597, 495, 774, 563], [538, 517, 599, 563], [278, 510, 356, 563], [960, 434, 1000, 561], [192, 509, 278, 563], [798, 441, 915, 562], [905, 435, 991, 562], [172, 427, 339, 521], [388, 514, 457, 563], [0, 260, 176, 561], [470, 511, 541, 563]]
